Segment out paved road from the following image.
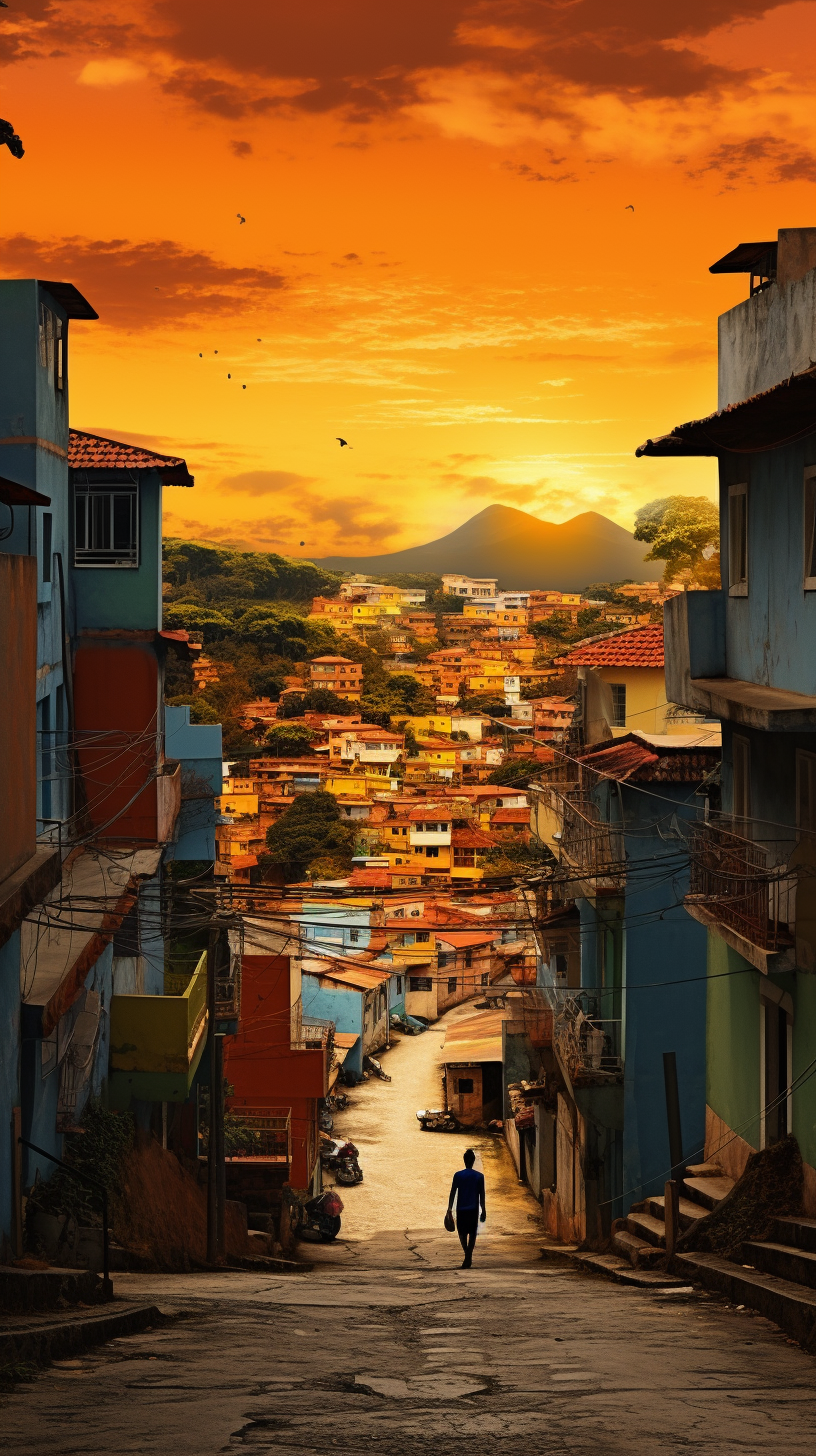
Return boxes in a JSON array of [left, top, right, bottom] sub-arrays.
[[4, 1009, 816, 1454]]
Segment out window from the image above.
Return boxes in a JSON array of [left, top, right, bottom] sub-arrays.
[[409, 976, 432, 992], [396, 976, 403, 994], [804, 470, 816, 589], [41, 512, 52, 583], [417, 931, 430, 942], [464, 950, 473, 968], [349, 927, 360, 943], [447, 976, 458, 994], [728, 482, 748, 595], [39, 303, 63, 390], [454, 849, 476, 867], [733, 734, 751, 823], [74, 483, 139, 567], [610, 683, 627, 727], [797, 751, 816, 835], [481, 972, 489, 986], [425, 846, 439, 858], [456, 1077, 474, 1094]]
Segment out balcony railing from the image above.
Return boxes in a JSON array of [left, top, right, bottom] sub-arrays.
[[552, 992, 623, 1081], [687, 817, 795, 952], [557, 792, 625, 890], [200, 1107, 291, 1163], [216, 946, 241, 1021]]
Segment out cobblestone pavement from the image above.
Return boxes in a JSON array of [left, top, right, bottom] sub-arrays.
[[3, 1012, 816, 1454]]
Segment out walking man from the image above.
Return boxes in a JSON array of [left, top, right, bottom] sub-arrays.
[[447, 1148, 486, 1268]]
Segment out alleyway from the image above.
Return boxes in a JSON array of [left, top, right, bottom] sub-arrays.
[[4, 1014, 816, 1454]]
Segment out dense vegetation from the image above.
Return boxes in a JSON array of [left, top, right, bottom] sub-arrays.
[[262, 790, 356, 881]]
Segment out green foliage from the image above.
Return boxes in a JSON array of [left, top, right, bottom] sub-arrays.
[[299, 687, 358, 715], [264, 790, 355, 875], [458, 695, 511, 718], [430, 591, 467, 613], [480, 838, 555, 872], [634, 496, 720, 585], [164, 539, 342, 604], [27, 1103, 135, 1226], [487, 756, 542, 788], [582, 580, 635, 602], [265, 722, 317, 757], [351, 571, 441, 593]]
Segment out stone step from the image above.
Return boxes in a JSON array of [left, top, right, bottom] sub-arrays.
[[685, 1162, 725, 1177], [0, 1266, 104, 1317], [625, 1212, 666, 1248], [611, 1229, 662, 1266], [564, 1251, 690, 1289], [675, 1251, 816, 1347], [682, 1175, 734, 1211], [744, 1240, 816, 1291], [774, 1216, 816, 1255], [646, 1195, 708, 1232], [0, 1302, 161, 1367]]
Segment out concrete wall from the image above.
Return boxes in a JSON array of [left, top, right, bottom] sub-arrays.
[[0, 554, 37, 882], [301, 976, 363, 1075], [719, 257, 816, 409], [73, 641, 161, 842], [0, 932, 21, 1247], [445, 1063, 484, 1124], [163, 705, 222, 862], [719, 440, 816, 696], [71, 471, 163, 632]]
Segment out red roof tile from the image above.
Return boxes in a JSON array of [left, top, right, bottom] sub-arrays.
[[451, 827, 497, 849], [557, 624, 664, 668], [490, 807, 531, 823], [69, 429, 193, 485], [579, 734, 720, 784]]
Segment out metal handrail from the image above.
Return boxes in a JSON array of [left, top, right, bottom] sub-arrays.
[[688, 817, 795, 950]]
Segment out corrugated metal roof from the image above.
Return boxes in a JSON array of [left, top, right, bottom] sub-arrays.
[[442, 1006, 508, 1064]]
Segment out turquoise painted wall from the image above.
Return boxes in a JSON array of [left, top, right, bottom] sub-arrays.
[[71, 471, 163, 631]]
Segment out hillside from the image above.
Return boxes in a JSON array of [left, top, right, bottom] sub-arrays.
[[314, 505, 659, 590]]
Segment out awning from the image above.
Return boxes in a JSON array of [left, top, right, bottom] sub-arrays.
[[635, 364, 816, 458], [0, 475, 51, 507], [442, 1006, 509, 1065], [21, 847, 163, 1035]]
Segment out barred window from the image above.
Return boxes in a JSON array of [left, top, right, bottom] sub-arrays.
[[74, 483, 139, 567]]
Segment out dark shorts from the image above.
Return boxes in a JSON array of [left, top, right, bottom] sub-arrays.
[[456, 1209, 479, 1234]]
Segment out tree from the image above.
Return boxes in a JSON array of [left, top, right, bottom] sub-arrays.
[[264, 791, 355, 876], [487, 757, 542, 788], [265, 723, 317, 757], [634, 496, 720, 586]]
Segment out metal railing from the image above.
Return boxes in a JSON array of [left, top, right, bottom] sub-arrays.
[[552, 993, 623, 1080], [558, 793, 625, 889], [687, 817, 795, 951], [200, 1107, 291, 1162]]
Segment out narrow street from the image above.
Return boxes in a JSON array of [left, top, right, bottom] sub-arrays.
[[4, 1012, 816, 1455]]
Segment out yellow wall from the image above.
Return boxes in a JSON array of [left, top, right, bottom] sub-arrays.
[[594, 665, 670, 736]]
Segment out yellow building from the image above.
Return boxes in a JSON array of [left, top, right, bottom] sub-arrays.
[[397, 715, 453, 736], [217, 790, 260, 817], [557, 624, 716, 737]]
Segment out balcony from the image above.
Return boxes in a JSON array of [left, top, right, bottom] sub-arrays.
[[200, 1107, 291, 1164], [540, 785, 625, 894], [409, 828, 452, 846], [109, 949, 208, 1105], [552, 992, 623, 1084], [686, 817, 796, 970]]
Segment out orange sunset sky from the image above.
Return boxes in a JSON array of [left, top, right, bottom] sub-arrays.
[[1, 0, 813, 560]]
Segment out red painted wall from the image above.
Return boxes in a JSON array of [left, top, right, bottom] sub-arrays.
[[225, 955, 327, 1190], [73, 641, 159, 842], [0, 554, 36, 883]]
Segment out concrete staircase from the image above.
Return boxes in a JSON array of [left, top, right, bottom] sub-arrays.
[[610, 1163, 732, 1269], [677, 1213, 816, 1348]]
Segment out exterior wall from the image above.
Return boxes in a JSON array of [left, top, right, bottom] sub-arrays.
[[445, 1062, 483, 1123], [0, 554, 37, 881], [225, 955, 327, 1190], [706, 930, 761, 1169], [720, 438, 816, 696], [718, 252, 816, 408], [71, 470, 163, 632], [73, 641, 161, 842], [593, 665, 670, 735], [0, 932, 21, 1247], [163, 705, 222, 862], [301, 975, 363, 1075]]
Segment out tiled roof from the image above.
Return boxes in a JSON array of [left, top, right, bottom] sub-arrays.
[[557, 624, 664, 668], [68, 429, 193, 485], [347, 869, 393, 887], [451, 827, 496, 849], [579, 734, 719, 784], [490, 807, 531, 823], [408, 806, 453, 821]]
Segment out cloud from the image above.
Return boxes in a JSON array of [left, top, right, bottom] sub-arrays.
[[220, 469, 317, 496], [0, 234, 286, 326], [230, 139, 253, 157], [77, 57, 146, 86], [688, 135, 816, 186], [500, 159, 576, 183]]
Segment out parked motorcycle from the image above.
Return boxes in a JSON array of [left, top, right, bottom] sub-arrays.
[[364, 1055, 391, 1082], [325, 1091, 348, 1112], [416, 1108, 460, 1132], [321, 1138, 364, 1185], [294, 1190, 344, 1243], [318, 1108, 334, 1133]]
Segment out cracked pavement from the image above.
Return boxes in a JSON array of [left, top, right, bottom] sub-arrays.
[[3, 1009, 816, 1453]]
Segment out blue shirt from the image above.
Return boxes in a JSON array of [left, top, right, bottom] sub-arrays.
[[450, 1167, 485, 1213]]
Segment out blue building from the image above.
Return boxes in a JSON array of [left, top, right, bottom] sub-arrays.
[[639, 226, 816, 1202], [0, 278, 223, 1257], [530, 731, 719, 1244]]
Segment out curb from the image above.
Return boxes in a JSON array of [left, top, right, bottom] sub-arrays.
[[0, 1302, 162, 1368]]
